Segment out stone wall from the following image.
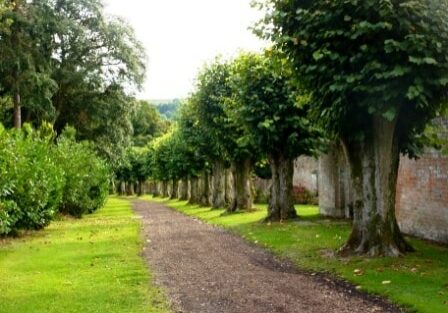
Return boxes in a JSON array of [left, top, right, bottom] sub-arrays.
[[293, 156, 319, 194]]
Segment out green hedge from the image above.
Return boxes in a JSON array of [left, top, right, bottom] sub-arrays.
[[0, 124, 110, 235]]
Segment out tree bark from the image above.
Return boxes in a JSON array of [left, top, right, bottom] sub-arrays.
[[170, 179, 179, 199], [228, 158, 253, 213], [224, 168, 233, 206], [126, 182, 134, 196], [199, 171, 211, 206], [152, 181, 161, 197], [341, 117, 413, 256], [179, 178, 189, 200], [189, 177, 200, 204], [12, 1, 22, 129], [161, 180, 169, 198], [265, 153, 297, 222], [211, 160, 226, 209], [119, 181, 126, 196]]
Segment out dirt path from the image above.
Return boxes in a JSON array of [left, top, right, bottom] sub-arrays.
[[133, 201, 403, 313]]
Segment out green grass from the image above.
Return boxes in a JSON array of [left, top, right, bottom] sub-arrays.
[[0, 197, 169, 313], [144, 196, 448, 313]]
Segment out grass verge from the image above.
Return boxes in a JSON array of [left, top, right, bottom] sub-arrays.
[[0, 196, 169, 313], [144, 196, 448, 313]]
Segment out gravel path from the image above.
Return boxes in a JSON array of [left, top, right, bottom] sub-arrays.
[[133, 201, 403, 313]]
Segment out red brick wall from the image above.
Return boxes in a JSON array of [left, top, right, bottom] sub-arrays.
[[396, 150, 448, 243]]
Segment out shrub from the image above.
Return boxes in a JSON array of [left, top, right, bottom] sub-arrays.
[[0, 124, 64, 234], [56, 127, 110, 217]]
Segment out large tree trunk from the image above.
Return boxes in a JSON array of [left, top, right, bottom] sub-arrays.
[[265, 153, 297, 222], [136, 181, 143, 196], [199, 171, 211, 206], [341, 117, 413, 256], [228, 158, 253, 213], [13, 92, 21, 129], [161, 181, 169, 198], [211, 160, 226, 209], [180, 178, 189, 200], [170, 179, 179, 199], [189, 177, 200, 204]]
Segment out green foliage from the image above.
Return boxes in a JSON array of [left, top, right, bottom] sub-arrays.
[[132, 100, 170, 147], [0, 124, 110, 235], [0, 123, 64, 234], [259, 0, 448, 156], [153, 99, 182, 120], [229, 51, 320, 158], [56, 127, 110, 217]]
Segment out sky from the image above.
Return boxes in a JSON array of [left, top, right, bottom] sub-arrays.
[[104, 0, 267, 100]]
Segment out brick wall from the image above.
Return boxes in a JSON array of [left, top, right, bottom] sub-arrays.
[[396, 151, 448, 243]]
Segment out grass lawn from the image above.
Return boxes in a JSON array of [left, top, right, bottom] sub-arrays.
[[0, 196, 169, 313], [144, 196, 448, 313]]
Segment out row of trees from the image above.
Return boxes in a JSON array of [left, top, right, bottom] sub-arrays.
[[129, 0, 448, 257]]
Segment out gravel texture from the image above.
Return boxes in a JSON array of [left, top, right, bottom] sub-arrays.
[[133, 201, 404, 313]]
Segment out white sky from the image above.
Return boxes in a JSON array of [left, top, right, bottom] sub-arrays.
[[104, 0, 267, 100]]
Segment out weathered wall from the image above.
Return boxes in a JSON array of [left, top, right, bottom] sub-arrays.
[[293, 156, 319, 193], [318, 145, 352, 218], [396, 150, 448, 242]]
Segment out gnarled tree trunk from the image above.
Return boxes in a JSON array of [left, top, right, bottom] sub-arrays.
[[265, 153, 297, 222], [199, 171, 211, 206], [211, 160, 226, 209], [170, 179, 179, 199], [180, 178, 189, 200], [228, 158, 253, 213], [189, 177, 200, 204], [341, 117, 413, 256]]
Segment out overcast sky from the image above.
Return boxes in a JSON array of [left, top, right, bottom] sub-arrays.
[[104, 0, 267, 100]]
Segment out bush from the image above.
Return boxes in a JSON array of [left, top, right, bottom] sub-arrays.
[[56, 127, 110, 217], [0, 124, 110, 235], [0, 124, 64, 234]]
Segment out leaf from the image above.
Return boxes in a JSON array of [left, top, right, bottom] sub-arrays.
[[382, 107, 397, 121]]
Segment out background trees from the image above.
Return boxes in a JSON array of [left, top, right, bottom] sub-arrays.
[[259, 0, 448, 255]]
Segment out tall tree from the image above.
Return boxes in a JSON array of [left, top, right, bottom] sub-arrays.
[[229, 51, 319, 222], [193, 59, 232, 209], [0, 0, 56, 128], [259, 0, 448, 255]]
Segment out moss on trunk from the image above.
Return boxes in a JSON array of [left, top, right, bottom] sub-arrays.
[[211, 160, 226, 209], [265, 153, 297, 222], [341, 117, 413, 256]]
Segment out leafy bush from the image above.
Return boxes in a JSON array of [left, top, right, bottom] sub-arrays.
[[0, 124, 110, 235], [56, 127, 110, 217], [0, 124, 64, 234]]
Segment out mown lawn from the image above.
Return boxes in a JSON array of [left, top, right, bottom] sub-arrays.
[[144, 196, 448, 313], [0, 197, 169, 313]]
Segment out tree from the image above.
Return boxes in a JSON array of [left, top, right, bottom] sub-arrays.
[[0, 0, 56, 128], [259, 0, 448, 255], [132, 100, 169, 147], [34, 0, 146, 166], [193, 59, 233, 209], [229, 51, 319, 222]]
